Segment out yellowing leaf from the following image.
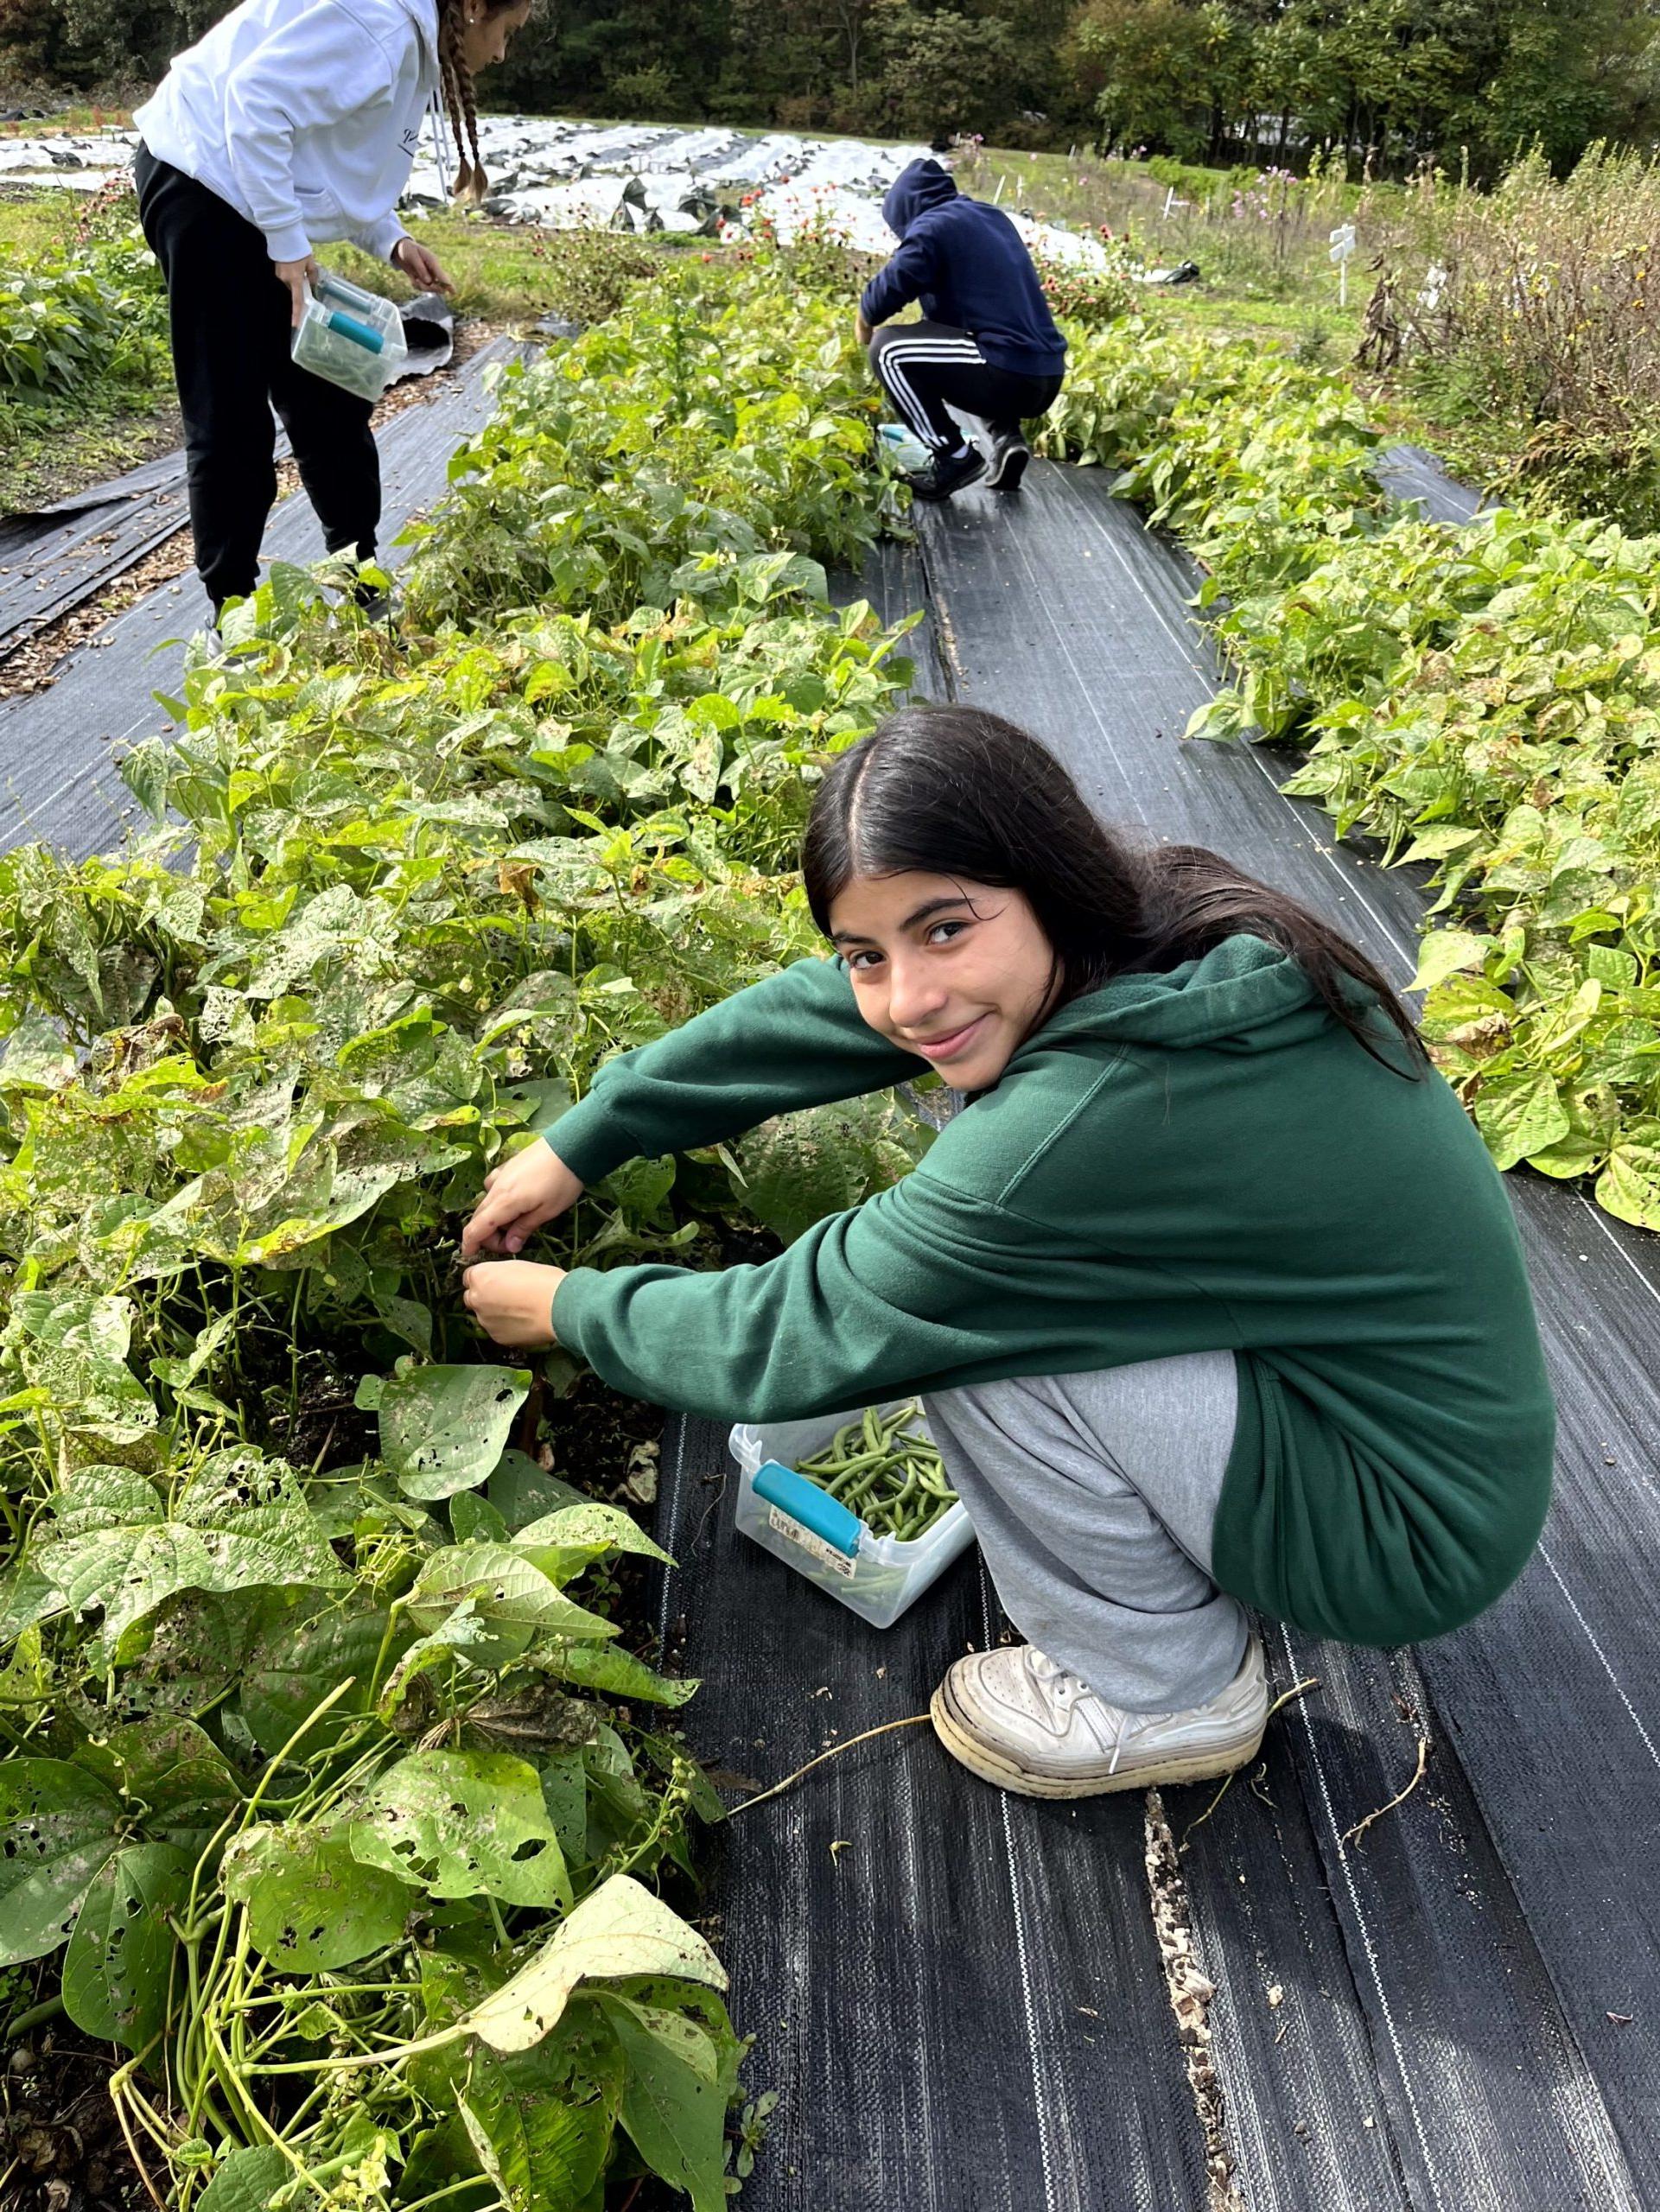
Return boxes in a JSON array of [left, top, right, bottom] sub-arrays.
[[458, 1875, 726, 2054]]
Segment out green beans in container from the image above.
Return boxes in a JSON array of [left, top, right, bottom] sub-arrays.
[[794, 1402, 958, 1542], [728, 1398, 976, 1628]]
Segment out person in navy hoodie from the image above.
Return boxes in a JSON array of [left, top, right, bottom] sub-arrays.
[[855, 156, 1067, 502]]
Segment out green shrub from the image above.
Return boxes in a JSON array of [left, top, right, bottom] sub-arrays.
[[0, 231, 165, 399]]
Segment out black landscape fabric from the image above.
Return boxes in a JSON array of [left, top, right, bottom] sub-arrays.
[[659, 470, 1657, 2211]]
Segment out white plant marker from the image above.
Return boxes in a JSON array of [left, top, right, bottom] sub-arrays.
[[1330, 221, 1357, 307]]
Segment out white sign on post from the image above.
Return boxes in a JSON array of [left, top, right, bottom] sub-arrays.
[[1329, 222, 1357, 307]]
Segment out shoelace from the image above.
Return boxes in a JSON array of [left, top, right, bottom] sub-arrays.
[[1030, 1650, 1132, 1774]]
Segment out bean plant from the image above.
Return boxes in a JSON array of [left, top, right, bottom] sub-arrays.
[[1040, 317, 1660, 1229], [0, 261, 924, 2210]]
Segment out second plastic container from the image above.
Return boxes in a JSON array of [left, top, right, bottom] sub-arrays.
[[728, 1402, 975, 1630], [290, 272, 408, 401]]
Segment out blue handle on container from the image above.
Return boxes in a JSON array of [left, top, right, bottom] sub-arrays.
[[753, 1461, 862, 1556], [324, 308, 385, 354]]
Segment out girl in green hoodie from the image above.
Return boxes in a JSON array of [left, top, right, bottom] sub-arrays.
[[461, 707, 1555, 1800]]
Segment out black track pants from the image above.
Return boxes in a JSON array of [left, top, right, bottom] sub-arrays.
[[868, 321, 1063, 453], [135, 144, 381, 615]]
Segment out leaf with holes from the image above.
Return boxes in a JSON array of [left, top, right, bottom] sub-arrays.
[[406, 1543, 619, 1653], [224, 1821, 412, 1971], [22, 1452, 347, 1663], [240, 1601, 398, 1758], [356, 1362, 531, 1500], [0, 1758, 123, 1965], [75, 1718, 240, 1848], [455, 1875, 725, 2054], [61, 1840, 189, 2050], [349, 1748, 571, 1910], [455, 2018, 624, 2212], [514, 1502, 672, 1583]]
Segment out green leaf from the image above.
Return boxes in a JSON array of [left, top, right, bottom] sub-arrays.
[[349, 1749, 571, 1910], [455, 2024, 622, 2212], [3, 1291, 156, 1449], [0, 1758, 122, 1965], [1472, 1072, 1572, 1172], [538, 1750, 588, 1866], [195, 2144, 290, 2212], [75, 1718, 239, 1847], [240, 1603, 396, 1758], [62, 1841, 189, 2050], [1597, 1121, 1660, 1230], [489, 1451, 588, 1530], [359, 1363, 531, 1501], [376, 1600, 500, 1720], [600, 1992, 729, 2212], [731, 1107, 864, 1243], [455, 1875, 726, 2053], [547, 1643, 699, 1707], [28, 1452, 347, 1664], [515, 1502, 672, 1574], [225, 1822, 412, 1971], [406, 1543, 620, 1652], [451, 1492, 512, 1545], [1409, 928, 1494, 995]]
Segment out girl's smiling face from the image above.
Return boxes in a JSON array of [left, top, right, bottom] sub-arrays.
[[830, 870, 1057, 1090]]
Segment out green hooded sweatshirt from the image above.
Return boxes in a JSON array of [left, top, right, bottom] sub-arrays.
[[548, 937, 1555, 1649]]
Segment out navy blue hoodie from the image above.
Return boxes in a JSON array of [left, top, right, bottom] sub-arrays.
[[860, 158, 1066, 379]]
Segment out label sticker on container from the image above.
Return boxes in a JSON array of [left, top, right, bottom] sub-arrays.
[[767, 1504, 857, 1578]]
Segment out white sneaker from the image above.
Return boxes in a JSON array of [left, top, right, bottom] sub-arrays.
[[932, 1635, 1267, 1799]]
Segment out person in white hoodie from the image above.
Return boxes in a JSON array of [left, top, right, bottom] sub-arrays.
[[133, 0, 531, 619]]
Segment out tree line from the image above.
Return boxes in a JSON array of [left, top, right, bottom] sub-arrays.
[[5, 0, 1658, 177]]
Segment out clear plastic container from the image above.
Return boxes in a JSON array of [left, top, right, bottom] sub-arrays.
[[290, 273, 408, 400], [728, 1402, 975, 1630], [878, 420, 932, 473]]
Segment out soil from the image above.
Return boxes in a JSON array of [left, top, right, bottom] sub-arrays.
[[1, 2024, 149, 2212]]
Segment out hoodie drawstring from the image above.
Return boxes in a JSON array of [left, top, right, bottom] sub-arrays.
[[426, 87, 452, 206]]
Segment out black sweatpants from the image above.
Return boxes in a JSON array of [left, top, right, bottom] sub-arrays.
[[868, 321, 1063, 453], [135, 144, 381, 615]]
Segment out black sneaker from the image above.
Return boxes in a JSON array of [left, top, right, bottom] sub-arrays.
[[985, 430, 1031, 492], [906, 445, 988, 502]]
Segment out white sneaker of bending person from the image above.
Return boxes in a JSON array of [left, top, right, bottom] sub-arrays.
[[931, 1634, 1268, 1799]]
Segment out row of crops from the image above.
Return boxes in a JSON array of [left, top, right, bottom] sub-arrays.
[[8, 237, 1660, 2212], [1040, 326, 1660, 1228], [0, 260, 928, 2212], [0, 226, 167, 405]]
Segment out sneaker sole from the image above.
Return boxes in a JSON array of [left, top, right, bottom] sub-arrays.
[[930, 1685, 1265, 1800], [908, 460, 988, 502], [986, 445, 1030, 492]]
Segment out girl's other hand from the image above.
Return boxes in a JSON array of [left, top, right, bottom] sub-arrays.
[[461, 1140, 584, 1260], [392, 237, 454, 294], [461, 1259, 565, 1350], [275, 252, 321, 327]]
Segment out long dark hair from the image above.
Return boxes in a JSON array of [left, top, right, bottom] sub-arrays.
[[801, 704, 1426, 1072]]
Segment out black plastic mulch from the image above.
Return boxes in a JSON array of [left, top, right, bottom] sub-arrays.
[[0, 295, 455, 659], [661, 464, 1659, 2211], [0, 331, 524, 864]]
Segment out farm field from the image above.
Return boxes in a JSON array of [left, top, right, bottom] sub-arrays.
[[0, 117, 1658, 2212]]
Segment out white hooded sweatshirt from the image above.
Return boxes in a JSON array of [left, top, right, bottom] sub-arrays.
[[135, 0, 441, 267]]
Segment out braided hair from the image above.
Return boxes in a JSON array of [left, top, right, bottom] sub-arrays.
[[436, 0, 492, 200]]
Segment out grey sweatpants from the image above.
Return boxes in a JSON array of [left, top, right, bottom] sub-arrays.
[[924, 1353, 1250, 1713]]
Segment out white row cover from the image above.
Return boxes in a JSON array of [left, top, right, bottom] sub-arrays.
[[0, 117, 1127, 270]]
